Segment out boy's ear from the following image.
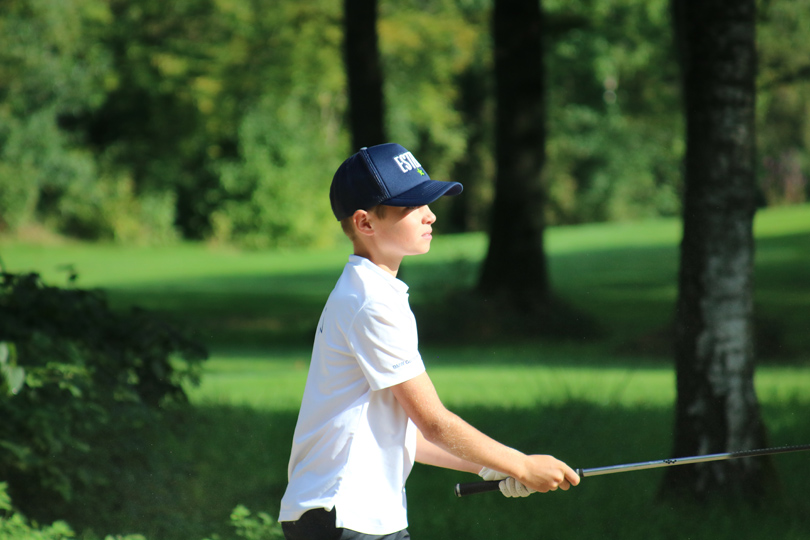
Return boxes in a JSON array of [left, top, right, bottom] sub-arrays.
[[353, 210, 374, 237]]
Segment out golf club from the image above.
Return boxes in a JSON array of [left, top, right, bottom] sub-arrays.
[[454, 443, 810, 497]]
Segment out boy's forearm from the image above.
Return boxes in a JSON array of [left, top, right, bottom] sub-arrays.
[[414, 429, 481, 474], [394, 373, 577, 492], [422, 415, 579, 493], [393, 373, 528, 479], [418, 406, 529, 479]]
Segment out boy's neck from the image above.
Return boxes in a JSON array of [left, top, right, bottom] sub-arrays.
[[353, 246, 401, 278]]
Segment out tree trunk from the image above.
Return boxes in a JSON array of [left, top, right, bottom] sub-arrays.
[[661, 0, 770, 501], [478, 0, 549, 309], [343, 0, 386, 149], [447, 62, 492, 233]]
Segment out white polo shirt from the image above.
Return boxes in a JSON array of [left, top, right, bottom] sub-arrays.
[[279, 255, 426, 535]]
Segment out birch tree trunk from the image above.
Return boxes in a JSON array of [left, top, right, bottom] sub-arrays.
[[661, 0, 770, 501]]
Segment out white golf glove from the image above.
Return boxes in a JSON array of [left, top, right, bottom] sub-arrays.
[[478, 467, 536, 498], [478, 466, 508, 482]]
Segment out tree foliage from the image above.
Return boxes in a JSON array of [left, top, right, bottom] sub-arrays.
[[757, 0, 810, 205], [0, 0, 807, 246], [0, 0, 108, 233]]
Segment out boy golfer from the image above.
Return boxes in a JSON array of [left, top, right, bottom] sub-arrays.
[[279, 143, 579, 539]]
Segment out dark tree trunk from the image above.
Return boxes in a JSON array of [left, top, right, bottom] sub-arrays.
[[478, 0, 549, 309], [447, 62, 492, 233], [343, 0, 386, 149], [661, 0, 770, 501]]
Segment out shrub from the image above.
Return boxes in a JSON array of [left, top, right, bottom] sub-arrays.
[[219, 505, 284, 540], [0, 482, 75, 540], [0, 483, 282, 540], [0, 271, 207, 509], [54, 172, 179, 245]]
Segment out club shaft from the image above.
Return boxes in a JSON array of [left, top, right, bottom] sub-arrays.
[[454, 443, 810, 497], [578, 443, 810, 477]]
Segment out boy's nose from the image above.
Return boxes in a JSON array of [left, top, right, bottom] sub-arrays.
[[423, 206, 436, 224]]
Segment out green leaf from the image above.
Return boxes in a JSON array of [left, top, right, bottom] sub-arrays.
[[0, 482, 11, 512], [5, 367, 25, 395], [0, 343, 25, 396]]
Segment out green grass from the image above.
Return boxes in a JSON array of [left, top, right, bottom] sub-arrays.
[[1, 204, 809, 539], [3, 204, 807, 353]]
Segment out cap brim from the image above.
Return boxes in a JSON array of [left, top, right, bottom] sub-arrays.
[[383, 180, 463, 207]]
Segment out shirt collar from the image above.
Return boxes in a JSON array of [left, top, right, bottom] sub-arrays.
[[348, 254, 409, 294]]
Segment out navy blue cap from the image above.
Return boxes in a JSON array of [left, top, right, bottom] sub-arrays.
[[330, 143, 463, 221]]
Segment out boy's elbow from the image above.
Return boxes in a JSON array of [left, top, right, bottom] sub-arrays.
[[414, 408, 457, 445], [418, 420, 443, 443]]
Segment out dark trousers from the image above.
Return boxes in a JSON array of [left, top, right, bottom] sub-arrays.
[[282, 508, 410, 540]]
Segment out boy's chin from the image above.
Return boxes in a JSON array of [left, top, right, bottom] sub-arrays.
[[408, 245, 431, 256]]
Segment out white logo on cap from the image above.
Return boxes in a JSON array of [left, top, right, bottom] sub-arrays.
[[393, 151, 422, 173]]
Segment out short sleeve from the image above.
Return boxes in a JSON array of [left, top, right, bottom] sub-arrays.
[[347, 299, 425, 391]]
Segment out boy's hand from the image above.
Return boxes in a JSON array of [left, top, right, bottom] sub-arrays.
[[519, 455, 580, 493]]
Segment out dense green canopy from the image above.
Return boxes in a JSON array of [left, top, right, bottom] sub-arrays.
[[1, 0, 807, 247]]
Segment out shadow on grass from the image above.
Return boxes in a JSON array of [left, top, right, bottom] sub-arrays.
[[103, 268, 337, 348], [31, 399, 810, 540], [92, 231, 810, 364], [28, 405, 298, 540]]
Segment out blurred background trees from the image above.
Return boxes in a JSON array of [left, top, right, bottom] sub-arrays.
[[1, 0, 808, 249]]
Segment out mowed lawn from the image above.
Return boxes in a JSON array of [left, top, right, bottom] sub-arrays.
[[1, 204, 809, 540]]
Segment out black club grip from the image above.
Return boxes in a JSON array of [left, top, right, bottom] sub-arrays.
[[454, 480, 501, 497]]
